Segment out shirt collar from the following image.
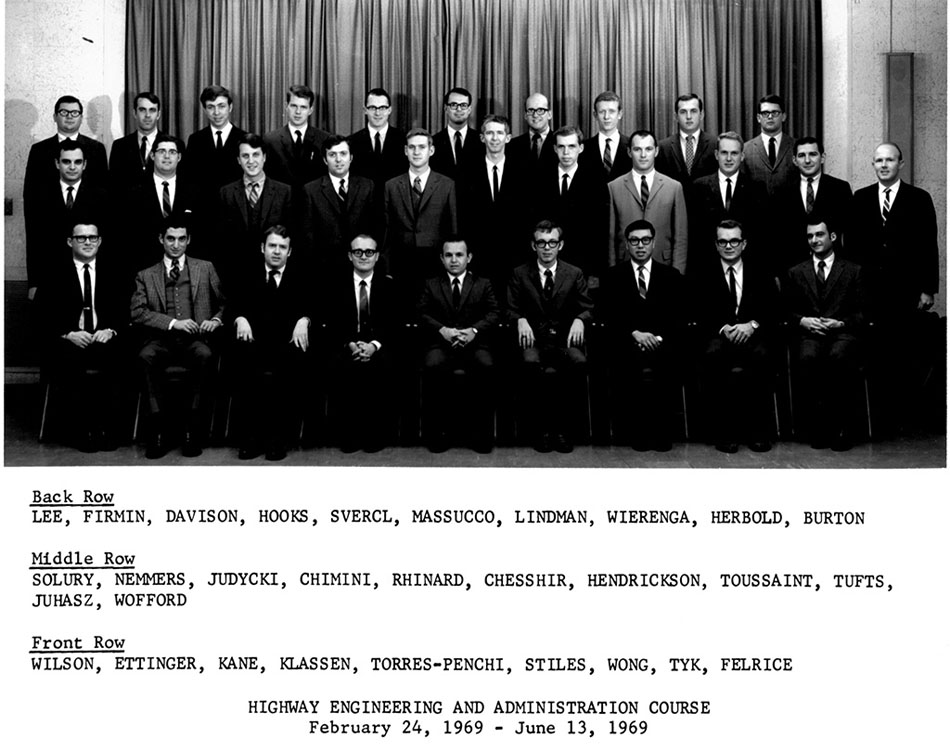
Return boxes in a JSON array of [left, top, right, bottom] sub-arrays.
[[449, 271, 467, 286], [353, 270, 374, 284], [368, 123, 389, 138], [538, 261, 558, 277], [74, 257, 96, 271], [244, 174, 266, 189], [721, 258, 743, 275], [632, 257, 653, 273], [287, 124, 308, 138], [164, 254, 186, 271], [213, 122, 233, 142]]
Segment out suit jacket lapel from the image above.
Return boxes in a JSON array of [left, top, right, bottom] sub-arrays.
[[321, 178, 343, 216], [259, 179, 273, 219]]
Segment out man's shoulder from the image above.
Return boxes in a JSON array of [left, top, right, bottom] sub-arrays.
[[655, 172, 684, 191], [657, 133, 679, 150], [262, 127, 287, 146], [266, 177, 293, 195]]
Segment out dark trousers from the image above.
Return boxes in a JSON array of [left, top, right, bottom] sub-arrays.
[[519, 339, 587, 438], [795, 333, 861, 441], [610, 345, 675, 444], [137, 333, 215, 430], [701, 335, 772, 443], [46, 337, 123, 439], [422, 343, 494, 443], [329, 349, 393, 447]]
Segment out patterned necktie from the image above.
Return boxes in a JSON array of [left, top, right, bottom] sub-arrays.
[[82, 263, 94, 333], [492, 165, 499, 202], [140, 136, 148, 165], [161, 180, 172, 218], [338, 177, 347, 202], [806, 177, 815, 214], [358, 280, 369, 335], [637, 265, 647, 299], [216, 130, 223, 149], [532, 133, 541, 160], [768, 137, 776, 167], [412, 176, 423, 214], [640, 175, 649, 207], [170, 258, 180, 282], [685, 135, 695, 172], [561, 173, 569, 197], [249, 182, 260, 207], [603, 138, 613, 173], [65, 186, 74, 209], [882, 188, 891, 223], [543, 269, 554, 298], [728, 266, 738, 318], [268, 268, 279, 290], [452, 277, 461, 309], [454, 131, 463, 165], [374, 132, 382, 158], [724, 177, 733, 212]]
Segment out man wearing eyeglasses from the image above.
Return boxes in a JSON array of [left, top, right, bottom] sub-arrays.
[[430, 87, 481, 185], [324, 234, 399, 453], [509, 92, 559, 178], [741, 94, 798, 201], [35, 221, 126, 453], [348, 88, 409, 193], [602, 220, 685, 452], [507, 219, 593, 453], [109, 92, 167, 194], [690, 219, 777, 454], [25, 140, 108, 298]]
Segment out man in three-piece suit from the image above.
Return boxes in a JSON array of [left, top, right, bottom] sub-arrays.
[[348, 88, 409, 193], [324, 234, 400, 453], [429, 87, 483, 185], [784, 217, 867, 451], [532, 125, 608, 280], [775, 137, 853, 270], [579, 91, 632, 183], [35, 221, 127, 453], [124, 135, 200, 274], [691, 219, 777, 454], [109, 92, 166, 195], [25, 140, 109, 296], [508, 92, 559, 179], [383, 128, 458, 288], [690, 131, 769, 275], [300, 134, 379, 274], [230, 225, 313, 462], [184, 85, 248, 213], [607, 130, 688, 273], [461, 115, 532, 291], [130, 218, 226, 459], [507, 219, 594, 453], [417, 238, 500, 453], [655, 93, 718, 188], [217, 133, 294, 281], [263, 84, 331, 191], [741, 93, 798, 202], [601, 220, 685, 452]]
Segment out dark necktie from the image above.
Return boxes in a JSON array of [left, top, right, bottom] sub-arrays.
[[685, 135, 695, 172], [806, 177, 815, 214], [170, 258, 180, 282], [724, 177, 733, 212], [65, 185, 75, 209], [374, 132, 382, 158], [412, 176, 423, 214], [728, 266, 738, 318], [338, 177, 347, 202], [603, 138, 613, 173], [161, 180, 172, 218], [454, 131, 463, 165], [817, 259, 827, 292], [248, 182, 260, 207], [268, 268, 279, 290], [492, 165, 499, 202], [216, 130, 223, 149], [294, 129, 303, 147], [140, 136, 148, 165], [882, 188, 891, 223], [358, 280, 369, 335], [543, 269, 554, 298], [768, 136, 776, 167], [640, 175, 649, 207], [452, 277, 461, 309], [637, 265, 647, 299], [82, 263, 94, 333], [532, 133, 541, 160], [561, 173, 569, 197]]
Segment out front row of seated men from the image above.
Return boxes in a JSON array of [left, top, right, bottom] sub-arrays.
[[38, 212, 869, 459]]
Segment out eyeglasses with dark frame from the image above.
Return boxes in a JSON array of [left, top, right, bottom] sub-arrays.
[[533, 239, 561, 249], [57, 109, 82, 118], [715, 238, 744, 248], [445, 102, 471, 111], [350, 248, 378, 258], [758, 110, 783, 118], [525, 108, 549, 116], [365, 105, 391, 113], [626, 236, 655, 246], [71, 235, 100, 244]]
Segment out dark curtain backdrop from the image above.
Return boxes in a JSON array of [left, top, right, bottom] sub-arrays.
[[126, 0, 820, 144]]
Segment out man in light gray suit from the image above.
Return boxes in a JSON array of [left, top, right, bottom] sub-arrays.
[[607, 129, 688, 273]]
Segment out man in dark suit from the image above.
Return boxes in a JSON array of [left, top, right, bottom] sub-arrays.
[[690, 131, 769, 275], [417, 237, 499, 453], [429, 87, 482, 185], [784, 217, 867, 451], [25, 140, 109, 296], [607, 130, 688, 273], [533, 125, 608, 281], [230, 225, 313, 461], [216, 133, 294, 281], [300, 134, 379, 274], [109, 92, 165, 195], [655, 93, 718, 188], [507, 219, 594, 453], [601, 220, 685, 451], [124, 135, 200, 274], [324, 234, 399, 453], [691, 219, 777, 454], [35, 220, 127, 452], [579, 91, 632, 183], [184, 85, 248, 216], [461, 115, 532, 292], [130, 218, 226, 459], [24, 96, 108, 233], [348, 88, 408, 193], [383, 128, 458, 288], [776, 137, 853, 270], [508, 92, 559, 180], [263, 84, 331, 191], [741, 94, 797, 202]]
